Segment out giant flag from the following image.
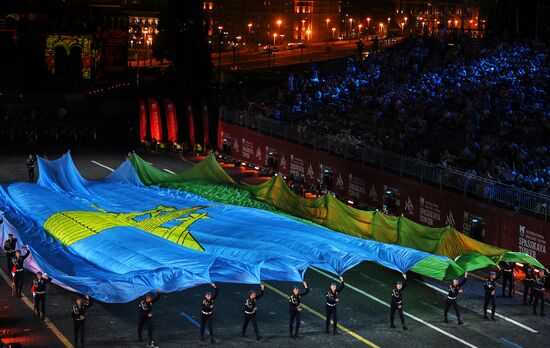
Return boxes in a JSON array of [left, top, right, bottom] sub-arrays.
[[0, 153, 463, 302]]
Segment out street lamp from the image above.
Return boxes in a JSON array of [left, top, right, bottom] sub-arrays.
[[367, 17, 371, 29], [349, 18, 353, 36], [247, 23, 252, 34], [217, 26, 223, 90], [332, 27, 336, 39], [400, 22, 405, 36], [276, 19, 282, 31], [273, 32, 278, 46], [306, 29, 311, 41], [358, 24, 362, 36], [387, 17, 391, 26], [326, 18, 330, 28], [404, 17, 408, 25], [379, 23, 384, 34]]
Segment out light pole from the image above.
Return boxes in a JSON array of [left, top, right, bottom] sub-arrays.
[[273, 32, 278, 46], [358, 24, 362, 37], [387, 17, 391, 27], [301, 19, 305, 40], [247, 23, 252, 34], [400, 22, 404, 36], [349, 18, 353, 37], [217, 26, 223, 90], [367, 17, 371, 31], [331, 27, 336, 40], [325, 18, 330, 41]]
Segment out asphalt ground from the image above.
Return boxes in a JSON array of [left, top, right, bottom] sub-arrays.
[[0, 151, 548, 348]]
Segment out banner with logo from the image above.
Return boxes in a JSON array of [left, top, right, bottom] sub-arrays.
[[163, 99, 178, 144], [147, 98, 163, 142]]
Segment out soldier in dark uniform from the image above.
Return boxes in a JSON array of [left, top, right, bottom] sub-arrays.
[[32, 271, 52, 320], [12, 247, 30, 297], [325, 276, 344, 334], [241, 283, 265, 340], [3, 233, 17, 278], [71, 295, 93, 348], [200, 283, 218, 343], [500, 261, 514, 298], [390, 273, 408, 330], [444, 272, 468, 325], [523, 264, 535, 305], [532, 269, 546, 316], [289, 281, 309, 338], [26, 154, 35, 182], [483, 271, 498, 320], [138, 290, 161, 348]]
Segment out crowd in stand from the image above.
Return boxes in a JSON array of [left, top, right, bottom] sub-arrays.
[[247, 36, 550, 195]]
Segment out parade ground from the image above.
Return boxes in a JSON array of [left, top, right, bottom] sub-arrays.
[[1, 151, 548, 348]]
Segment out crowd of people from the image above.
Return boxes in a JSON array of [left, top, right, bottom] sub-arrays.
[[3, 232, 548, 347], [250, 36, 550, 195]]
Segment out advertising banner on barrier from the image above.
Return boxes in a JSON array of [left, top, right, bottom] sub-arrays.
[[147, 98, 163, 142], [138, 99, 147, 142], [221, 122, 550, 266], [164, 99, 178, 144]]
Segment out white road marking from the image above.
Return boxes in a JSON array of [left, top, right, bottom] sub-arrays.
[[311, 267, 479, 348], [414, 279, 538, 333], [163, 168, 176, 174], [91, 160, 114, 172]]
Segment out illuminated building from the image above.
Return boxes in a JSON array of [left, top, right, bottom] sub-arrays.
[[206, 0, 341, 43]]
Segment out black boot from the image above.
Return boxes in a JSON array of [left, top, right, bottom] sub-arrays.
[[402, 325, 408, 330], [458, 320, 464, 325], [390, 323, 396, 328]]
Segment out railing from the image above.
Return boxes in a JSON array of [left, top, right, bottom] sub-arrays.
[[222, 107, 550, 222]]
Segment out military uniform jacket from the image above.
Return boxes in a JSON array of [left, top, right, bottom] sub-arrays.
[[3, 238, 17, 256], [72, 298, 93, 321], [326, 281, 345, 306], [484, 278, 497, 296], [139, 293, 160, 318], [289, 287, 309, 311], [391, 281, 407, 305], [12, 250, 30, 272], [202, 287, 219, 315], [524, 265, 535, 281], [447, 278, 467, 300], [33, 277, 52, 294], [533, 276, 546, 292], [244, 288, 264, 314]]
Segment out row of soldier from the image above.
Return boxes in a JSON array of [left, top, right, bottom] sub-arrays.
[[3, 234, 547, 347]]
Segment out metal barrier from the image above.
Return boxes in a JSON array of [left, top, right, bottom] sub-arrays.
[[222, 107, 550, 222]]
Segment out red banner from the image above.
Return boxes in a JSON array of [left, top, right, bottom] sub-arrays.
[[202, 105, 209, 148], [163, 99, 178, 144], [186, 102, 196, 146], [222, 122, 550, 267], [147, 98, 163, 142], [138, 99, 147, 142]]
